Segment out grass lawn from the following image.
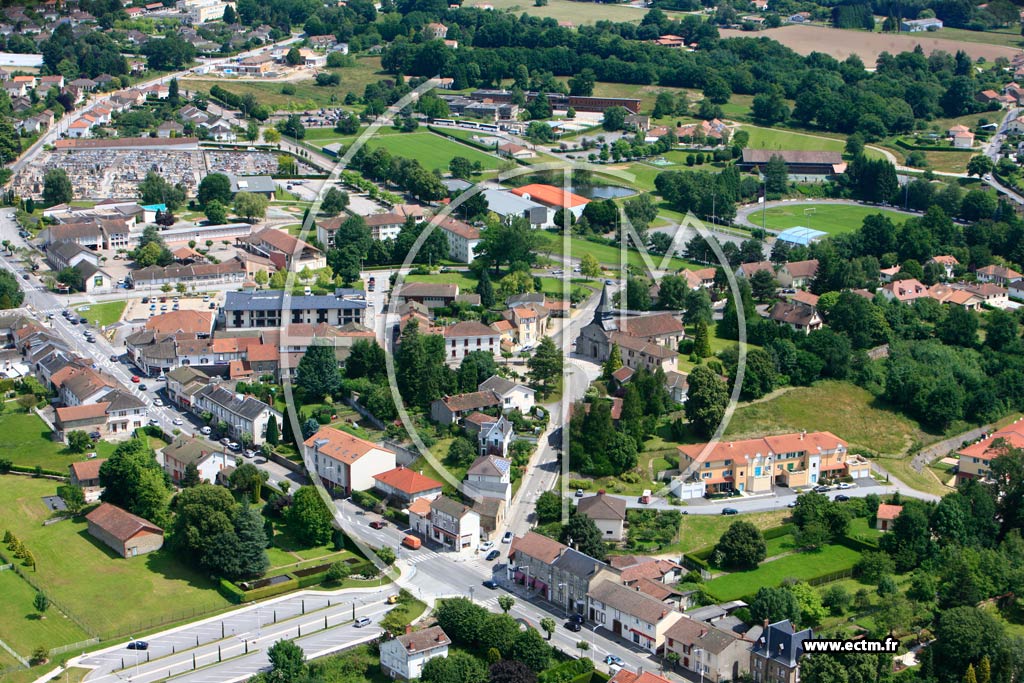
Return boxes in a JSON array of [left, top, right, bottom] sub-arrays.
[[480, 0, 661, 25], [0, 570, 90, 657], [661, 510, 790, 555], [0, 410, 93, 472], [361, 132, 503, 174], [875, 456, 952, 497], [534, 230, 693, 272], [0, 476, 230, 641], [404, 270, 479, 292], [846, 517, 882, 545], [740, 126, 845, 153], [704, 543, 861, 601], [725, 381, 924, 455], [919, 150, 976, 174], [927, 26, 1024, 48], [75, 301, 126, 327], [183, 57, 386, 110], [759, 203, 909, 236]]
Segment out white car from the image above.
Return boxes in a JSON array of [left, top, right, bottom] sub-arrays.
[[172, 418, 184, 426], [157, 374, 167, 382], [836, 482, 854, 490], [200, 426, 212, 435], [228, 442, 241, 451], [153, 398, 164, 407], [479, 541, 495, 552], [148, 418, 159, 426], [244, 449, 256, 459]]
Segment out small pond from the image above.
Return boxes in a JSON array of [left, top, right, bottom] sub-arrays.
[[572, 185, 636, 200]]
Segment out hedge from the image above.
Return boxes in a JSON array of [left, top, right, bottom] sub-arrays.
[[218, 578, 247, 604], [569, 671, 611, 683], [10, 465, 66, 478], [894, 137, 973, 152], [539, 658, 594, 683], [762, 524, 796, 540]]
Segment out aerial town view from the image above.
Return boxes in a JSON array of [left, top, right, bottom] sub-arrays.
[[2, 0, 1024, 682]]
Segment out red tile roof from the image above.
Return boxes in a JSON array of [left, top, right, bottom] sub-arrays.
[[305, 426, 391, 465], [510, 184, 589, 209], [876, 504, 902, 521], [373, 466, 442, 495], [69, 458, 106, 481], [86, 503, 162, 541]]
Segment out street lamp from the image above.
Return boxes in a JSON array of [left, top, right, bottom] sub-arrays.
[[557, 582, 569, 617], [469, 586, 475, 604]]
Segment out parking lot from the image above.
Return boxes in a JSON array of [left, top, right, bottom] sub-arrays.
[[122, 291, 223, 323]]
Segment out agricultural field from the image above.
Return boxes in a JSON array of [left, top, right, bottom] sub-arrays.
[[758, 202, 910, 236], [477, 0, 654, 25], [717, 24, 1020, 62], [183, 57, 386, 110], [0, 476, 230, 642]]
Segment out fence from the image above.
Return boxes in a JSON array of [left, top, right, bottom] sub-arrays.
[[807, 568, 854, 587], [49, 638, 100, 658], [343, 396, 385, 431]]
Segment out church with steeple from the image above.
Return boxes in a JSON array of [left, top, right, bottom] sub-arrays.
[[574, 284, 685, 373]]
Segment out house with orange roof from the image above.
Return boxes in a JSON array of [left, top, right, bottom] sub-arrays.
[[373, 466, 444, 505], [510, 184, 590, 218], [975, 264, 1022, 286], [876, 504, 903, 531], [436, 217, 481, 263], [69, 458, 107, 501], [305, 426, 397, 495], [881, 278, 929, 304], [956, 422, 1024, 483], [927, 255, 959, 280], [676, 430, 868, 495]]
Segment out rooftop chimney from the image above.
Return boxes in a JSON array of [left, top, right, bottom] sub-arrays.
[[406, 625, 413, 635]]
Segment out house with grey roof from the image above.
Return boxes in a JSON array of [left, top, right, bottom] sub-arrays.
[[587, 579, 683, 652], [379, 626, 451, 680], [407, 495, 480, 556], [750, 620, 812, 683], [221, 289, 366, 330], [159, 437, 232, 485], [665, 616, 751, 682], [509, 531, 620, 618], [482, 188, 551, 228], [478, 374, 535, 414], [465, 454, 511, 503], [46, 240, 99, 272], [577, 491, 627, 541], [190, 384, 282, 445]]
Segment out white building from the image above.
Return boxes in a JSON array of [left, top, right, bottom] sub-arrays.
[[190, 384, 282, 445], [304, 426, 397, 496], [576, 491, 627, 542], [443, 321, 500, 362], [408, 495, 480, 555], [478, 374, 535, 414], [587, 580, 683, 652], [437, 218, 481, 263], [159, 437, 233, 485], [379, 626, 451, 680], [465, 454, 511, 505]]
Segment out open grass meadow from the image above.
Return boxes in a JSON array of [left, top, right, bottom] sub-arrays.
[[725, 380, 924, 456], [704, 543, 862, 601], [759, 203, 909, 236], [0, 476, 230, 642], [0, 410, 95, 472], [0, 569, 90, 657], [75, 301, 126, 327], [476, 0, 657, 25], [740, 126, 845, 153], [363, 132, 504, 174], [534, 230, 694, 272]]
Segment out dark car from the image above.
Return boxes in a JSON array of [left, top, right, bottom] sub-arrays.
[[813, 485, 831, 493], [139, 384, 148, 391], [721, 507, 739, 515], [485, 549, 500, 561], [564, 621, 582, 632], [482, 580, 498, 589], [127, 641, 148, 650], [21, 273, 28, 280], [834, 494, 851, 502], [369, 520, 385, 530], [109, 354, 120, 362], [569, 614, 584, 624]]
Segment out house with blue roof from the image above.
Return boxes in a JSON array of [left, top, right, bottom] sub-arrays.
[[750, 620, 813, 683]]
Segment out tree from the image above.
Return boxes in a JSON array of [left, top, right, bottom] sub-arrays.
[[684, 288, 713, 326], [377, 546, 396, 565], [422, 651, 487, 683], [560, 512, 606, 561], [568, 68, 596, 96], [233, 503, 270, 579], [266, 415, 279, 446], [715, 521, 766, 569], [233, 192, 269, 222], [447, 437, 476, 469], [267, 639, 306, 683], [198, 173, 233, 207], [66, 430, 93, 453], [693, 319, 712, 358], [320, 187, 349, 216], [204, 200, 227, 225], [938, 306, 978, 347], [966, 155, 994, 178], [288, 486, 334, 546], [42, 168, 72, 206], [139, 171, 186, 210], [535, 491, 562, 524], [751, 89, 790, 125], [99, 439, 167, 521], [764, 154, 789, 194], [326, 560, 351, 584], [170, 484, 239, 575], [750, 586, 800, 625], [230, 463, 268, 502], [602, 106, 628, 131], [56, 484, 85, 515], [180, 462, 201, 488], [33, 591, 48, 616], [511, 628, 550, 672], [527, 337, 562, 397], [579, 253, 601, 279], [498, 595, 515, 614], [296, 344, 342, 400], [489, 660, 537, 683], [602, 343, 623, 381], [685, 365, 728, 439], [539, 617, 556, 640], [750, 269, 778, 301]]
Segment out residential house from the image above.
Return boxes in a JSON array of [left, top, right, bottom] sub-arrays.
[[736, 261, 774, 280], [304, 426, 397, 496], [165, 366, 215, 409], [190, 384, 282, 445], [373, 466, 443, 505], [927, 283, 982, 311], [478, 375, 535, 414], [430, 390, 502, 425], [424, 22, 448, 38], [465, 454, 511, 504], [577, 491, 627, 542], [927, 255, 959, 280], [408, 495, 480, 555], [157, 121, 185, 138], [975, 264, 1022, 285], [69, 458, 107, 502], [776, 260, 818, 289], [609, 332, 679, 373], [576, 287, 682, 374], [379, 626, 451, 680], [609, 671, 673, 683], [85, 503, 164, 558], [665, 616, 751, 683], [876, 504, 902, 531], [1009, 279, 1024, 302], [510, 532, 619, 616], [957, 281, 1008, 307], [953, 130, 975, 148], [466, 413, 513, 457], [472, 496, 505, 540], [768, 292, 823, 334], [587, 579, 683, 652], [395, 282, 460, 309], [955, 422, 1024, 482], [750, 620, 812, 683], [503, 304, 547, 349], [237, 227, 326, 271], [146, 310, 215, 337], [159, 437, 232, 484], [676, 430, 869, 495], [881, 278, 930, 304], [443, 321, 500, 362]]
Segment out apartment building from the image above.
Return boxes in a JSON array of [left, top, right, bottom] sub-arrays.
[[750, 620, 812, 683], [303, 426, 397, 495], [955, 422, 1024, 482], [587, 579, 683, 653], [221, 290, 367, 329], [509, 532, 619, 617], [190, 384, 282, 445]]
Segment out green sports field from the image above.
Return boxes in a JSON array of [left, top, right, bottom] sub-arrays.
[[759, 203, 910, 236], [363, 132, 503, 174]]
